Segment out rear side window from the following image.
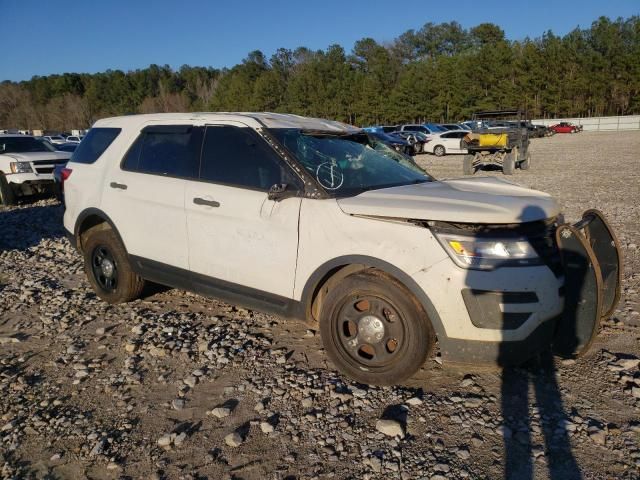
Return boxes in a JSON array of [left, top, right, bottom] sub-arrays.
[[199, 126, 292, 190], [121, 126, 202, 179], [70, 128, 121, 164]]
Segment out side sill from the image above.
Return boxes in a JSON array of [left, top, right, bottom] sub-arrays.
[[129, 255, 305, 320]]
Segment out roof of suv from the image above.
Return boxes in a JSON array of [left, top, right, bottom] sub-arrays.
[[94, 112, 361, 133]]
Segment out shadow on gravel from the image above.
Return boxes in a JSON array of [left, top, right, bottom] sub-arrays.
[[492, 206, 583, 479], [0, 201, 64, 252]]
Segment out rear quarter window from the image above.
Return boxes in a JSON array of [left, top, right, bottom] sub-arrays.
[[70, 128, 121, 164]]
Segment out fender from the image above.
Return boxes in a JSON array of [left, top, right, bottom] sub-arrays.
[[299, 254, 448, 343], [73, 207, 128, 254]]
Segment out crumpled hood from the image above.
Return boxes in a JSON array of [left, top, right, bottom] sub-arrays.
[[1, 151, 71, 162], [337, 177, 560, 224]]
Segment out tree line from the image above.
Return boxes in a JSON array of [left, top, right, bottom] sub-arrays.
[[1, 16, 638, 131]]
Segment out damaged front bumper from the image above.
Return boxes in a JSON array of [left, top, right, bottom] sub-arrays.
[[553, 209, 622, 357], [439, 209, 622, 366]]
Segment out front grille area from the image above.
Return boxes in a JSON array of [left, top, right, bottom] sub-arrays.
[[35, 167, 54, 174], [32, 159, 67, 165]]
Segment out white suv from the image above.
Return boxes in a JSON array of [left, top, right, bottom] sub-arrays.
[[62, 113, 621, 385]]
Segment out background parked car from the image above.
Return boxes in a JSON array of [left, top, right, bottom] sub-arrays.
[[439, 123, 470, 132], [0, 134, 71, 205], [399, 123, 446, 138], [393, 131, 427, 154], [424, 130, 469, 156], [65, 135, 83, 143], [550, 122, 582, 134], [55, 143, 79, 153], [43, 135, 66, 144], [365, 130, 414, 156]]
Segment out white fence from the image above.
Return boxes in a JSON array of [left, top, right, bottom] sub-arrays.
[[532, 115, 640, 132]]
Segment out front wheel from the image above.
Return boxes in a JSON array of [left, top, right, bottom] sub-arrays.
[[434, 145, 445, 157], [0, 174, 17, 206], [463, 154, 475, 175], [82, 226, 145, 304], [520, 152, 531, 170], [503, 151, 515, 175], [319, 270, 435, 385]]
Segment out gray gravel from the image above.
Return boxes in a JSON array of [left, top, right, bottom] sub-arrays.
[[0, 131, 639, 479]]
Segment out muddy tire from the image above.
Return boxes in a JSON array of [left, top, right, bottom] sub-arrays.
[[0, 174, 16, 206], [82, 226, 145, 304], [520, 152, 531, 170], [503, 151, 515, 175], [434, 145, 445, 157], [463, 154, 475, 175], [319, 270, 435, 385]]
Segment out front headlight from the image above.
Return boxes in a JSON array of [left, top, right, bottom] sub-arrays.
[[10, 161, 33, 174], [434, 232, 540, 270]]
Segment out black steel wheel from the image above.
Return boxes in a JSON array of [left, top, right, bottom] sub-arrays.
[[334, 295, 406, 369], [91, 245, 118, 292], [320, 270, 435, 385], [82, 225, 145, 304]]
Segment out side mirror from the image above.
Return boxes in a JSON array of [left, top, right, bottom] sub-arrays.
[[268, 183, 297, 201]]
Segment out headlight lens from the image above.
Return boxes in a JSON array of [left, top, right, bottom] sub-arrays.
[[10, 161, 33, 173], [435, 232, 540, 270]]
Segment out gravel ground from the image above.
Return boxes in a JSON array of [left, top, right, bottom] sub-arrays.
[[0, 130, 639, 480]]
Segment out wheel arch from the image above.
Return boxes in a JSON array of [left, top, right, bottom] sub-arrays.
[[300, 255, 446, 341], [74, 208, 127, 255]]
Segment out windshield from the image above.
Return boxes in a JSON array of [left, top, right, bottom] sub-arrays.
[[0, 136, 57, 153], [270, 129, 432, 196]]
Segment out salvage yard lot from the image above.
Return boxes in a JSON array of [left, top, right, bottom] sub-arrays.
[[0, 131, 639, 479]]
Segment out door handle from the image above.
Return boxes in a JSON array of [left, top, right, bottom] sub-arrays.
[[110, 182, 128, 190], [193, 197, 220, 208]]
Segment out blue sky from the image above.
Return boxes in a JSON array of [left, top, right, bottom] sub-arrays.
[[1, 0, 637, 82]]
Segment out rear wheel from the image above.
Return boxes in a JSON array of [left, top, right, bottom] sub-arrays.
[[319, 270, 435, 385], [503, 151, 515, 175], [463, 154, 475, 175], [82, 226, 145, 304], [434, 145, 445, 157], [0, 174, 16, 206]]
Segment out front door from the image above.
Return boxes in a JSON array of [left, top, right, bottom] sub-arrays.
[[185, 123, 302, 303]]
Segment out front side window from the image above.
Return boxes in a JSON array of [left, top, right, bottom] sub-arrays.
[[121, 126, 202, 178], [0, 136, 57, 153], [270, 129, 432, 196], [199, 126, 294, 191], [71, 128, 121, 164]]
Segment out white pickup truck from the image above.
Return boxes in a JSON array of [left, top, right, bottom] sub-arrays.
[[0, 134, 71, 205]]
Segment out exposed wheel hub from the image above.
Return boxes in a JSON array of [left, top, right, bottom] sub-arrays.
[[91, 245, 118, 292], [100, 258, 115, 278], [358, 315, 385, 344], [336, 295, 405, 368]]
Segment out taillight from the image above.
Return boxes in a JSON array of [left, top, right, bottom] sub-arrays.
[[61, 167, 72, 181]]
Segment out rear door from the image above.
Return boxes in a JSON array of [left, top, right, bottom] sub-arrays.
[[102, 123, 202, 271], [185, 122, 302, 300]]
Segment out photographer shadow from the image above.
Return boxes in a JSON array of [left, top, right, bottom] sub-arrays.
[[467, 205, 585, 479]]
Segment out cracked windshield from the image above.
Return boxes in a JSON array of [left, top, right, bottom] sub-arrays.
[[270, 129, 432, 195]]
